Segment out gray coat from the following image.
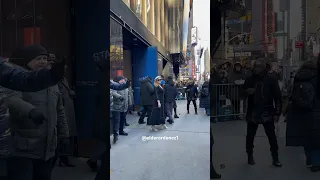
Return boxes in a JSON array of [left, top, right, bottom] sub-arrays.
[[58, 77, 77, 136], [128, 86, 134, 106], [111, 88, 129, 112], [5, 85, 69, 160]]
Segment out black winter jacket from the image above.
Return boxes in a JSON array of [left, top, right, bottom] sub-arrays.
[[286, 61, 320, 148], [164, 79, 178, 103], [242, 73, 282, 124], [139, 77, 155, 106]]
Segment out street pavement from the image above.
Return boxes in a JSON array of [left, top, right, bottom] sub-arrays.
[[110, 100, 210, 180], [51, 100, 210, 180], [212, 118, 320, 180]]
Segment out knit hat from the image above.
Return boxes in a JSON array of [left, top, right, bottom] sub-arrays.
[[10, 44, 47, 68]]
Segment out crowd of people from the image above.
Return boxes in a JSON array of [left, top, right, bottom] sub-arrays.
[[211, 56, 320, 179], [108, 74, 211, 145]]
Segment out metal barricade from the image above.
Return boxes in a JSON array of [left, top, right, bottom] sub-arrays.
[[211, 83, 247, 121]]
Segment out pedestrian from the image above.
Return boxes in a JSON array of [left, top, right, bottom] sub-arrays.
[[127, 81, 134, 120], [243, 62, 252, 80], [228, 62, 244, 119], [164, 76, 178, 124], [111, 76, 129, 143], [138, 76, 155, 125], [5, 44, 70, 180], [172, 79, 179, 118], [200, 81, 210, 116], [149, 76, 166, 131], [242, 58, 282, 167], [0, 47, 66, 180], [57, 63, 77, 167], [186, 80, 198, 114], [286, 59, 320, 172]]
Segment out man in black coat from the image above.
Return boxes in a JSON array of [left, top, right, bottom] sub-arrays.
[[242, 58, 282, 167], [138, 76, 155, 124], [186, 81, 198, 114], [164, 76, 178, 124]]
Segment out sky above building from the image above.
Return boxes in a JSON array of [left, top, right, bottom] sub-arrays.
[[193, 0, 210, 49]]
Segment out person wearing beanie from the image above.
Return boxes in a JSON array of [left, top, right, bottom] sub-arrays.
[[0, 47, 66, 179], [5, 45, 70, 180], [167, 76, 179, 118], [111, 75, 129, 141]]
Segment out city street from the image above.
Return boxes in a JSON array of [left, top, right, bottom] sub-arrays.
[[212, 119, 320, 180], [110, 100, 210, 180]]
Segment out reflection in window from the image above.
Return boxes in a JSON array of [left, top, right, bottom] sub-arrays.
[[110, 18, 124, 79]]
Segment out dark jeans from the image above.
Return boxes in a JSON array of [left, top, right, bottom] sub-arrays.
[[139, 105, 153, 124], [187, 100, 197, 112], [246, 122, 279, 159], [112, 111, 126, 135], [94, 150, 108, 180], [7, 157, 54, 180]]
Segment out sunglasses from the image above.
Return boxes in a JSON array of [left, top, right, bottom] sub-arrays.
[[156, 79, 163, 81]]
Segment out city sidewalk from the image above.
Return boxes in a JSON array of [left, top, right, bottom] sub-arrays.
[[212, 118, 320, 180], [110, 100, 210, 180]]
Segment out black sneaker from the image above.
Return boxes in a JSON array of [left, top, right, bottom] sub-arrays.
[[119, 131, 128, 136], [87, 159, 99, 172], [272, 160, 282, 167], [168, 120, 174, 124], [125, 122, 130, 126], [174, 115, 179, 118], [248, 155, 255, 165]]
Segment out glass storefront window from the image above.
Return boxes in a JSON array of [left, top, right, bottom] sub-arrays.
[[110, 18, 124, 79]]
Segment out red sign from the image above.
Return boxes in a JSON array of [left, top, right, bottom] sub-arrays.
[[295, 41, 304, 48]]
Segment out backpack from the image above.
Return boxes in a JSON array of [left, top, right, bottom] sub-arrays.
[[201, 87, 209, 97], [291, 81, 315, 109]]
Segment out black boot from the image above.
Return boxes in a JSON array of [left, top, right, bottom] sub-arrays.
[[272, 158, 282, 167], [210, 163, 221, 179], [113, 134, 118, 144], [195, 109, 198, 115], [59, 156, 75, 167], [187, 110, 190, 114], [138, 119, 146, 124], [119, 131, 128, 136], [248, 155, 255, 165]]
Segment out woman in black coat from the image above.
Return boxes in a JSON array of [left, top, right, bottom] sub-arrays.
[[286, 59, 320, 172], [149, 76, 166, 131], [200, 81, 210, 116]]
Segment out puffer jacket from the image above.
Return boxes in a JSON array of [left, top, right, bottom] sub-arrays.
[[139, 77, 155, 105], [7, 85, 69, 160], [111, 88, 129, 112]]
